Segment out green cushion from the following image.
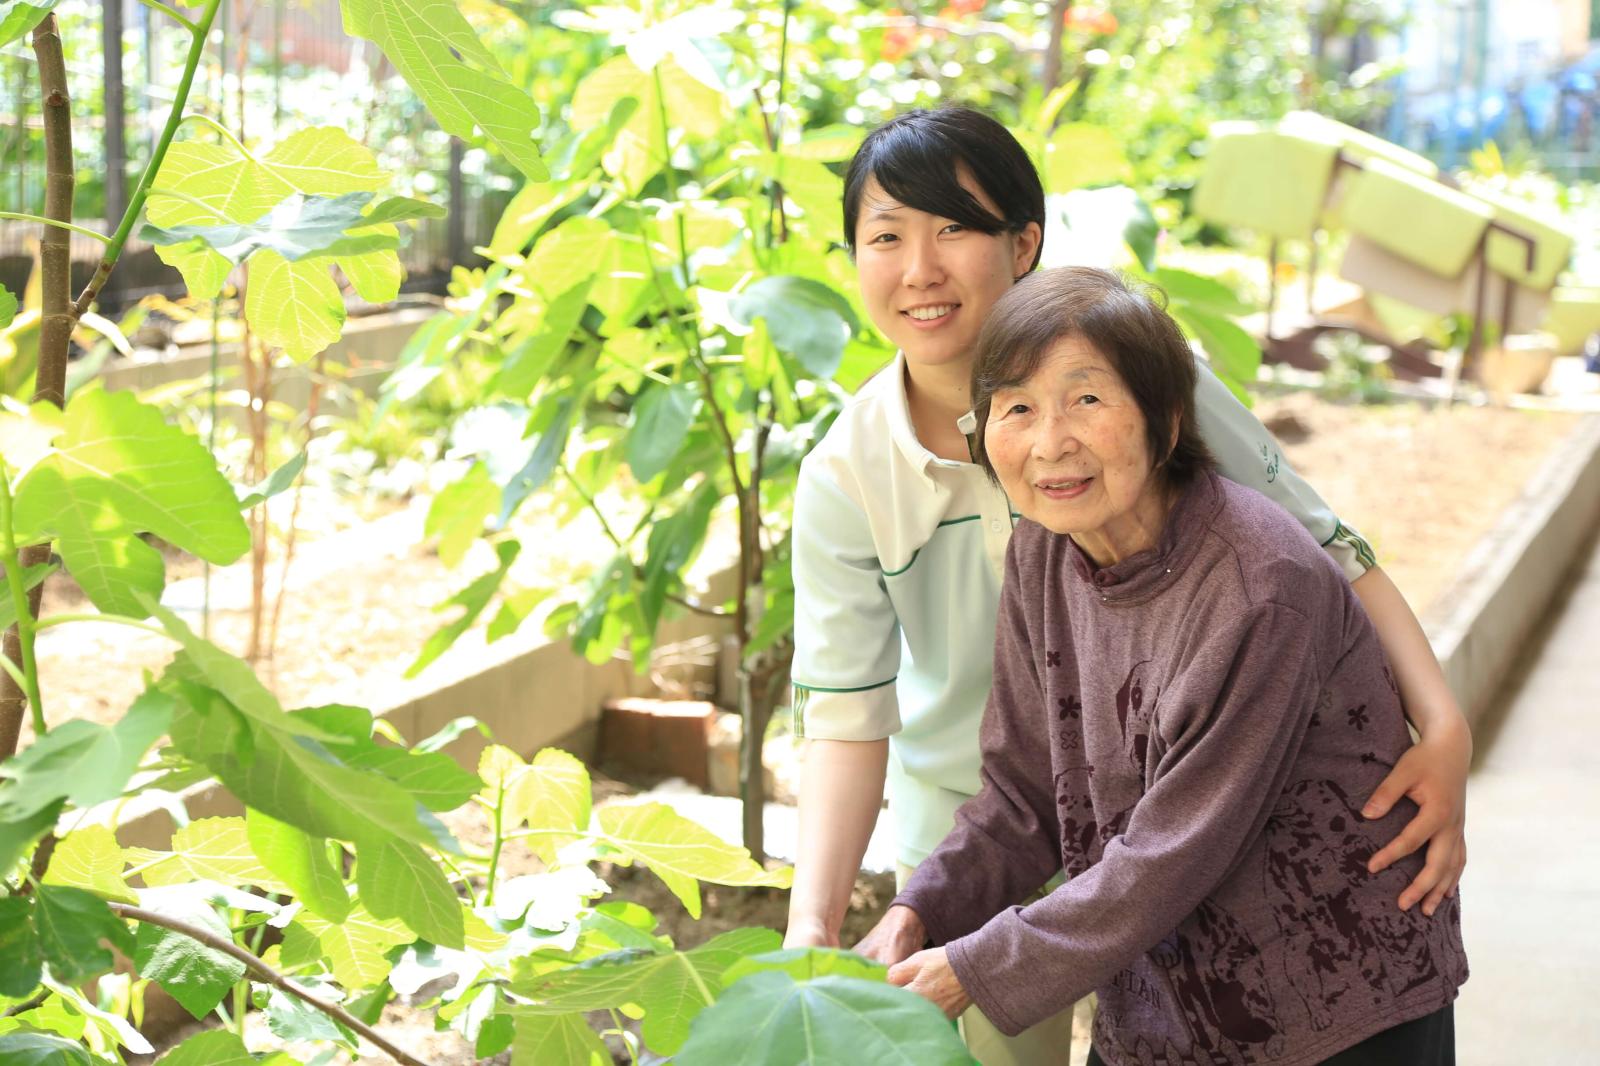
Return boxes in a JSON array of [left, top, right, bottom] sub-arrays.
[[1544, 287, 1600, 356], [1468, 187, 1573, 291], [1341, 158, 1494, 278], [1279, 111, 1439, 177], [1368, 293, 1444, 345], [1192, 124, 1339, 241]]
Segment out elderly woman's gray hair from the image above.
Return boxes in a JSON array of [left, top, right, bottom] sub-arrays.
[[968, 267, 1215, 485]]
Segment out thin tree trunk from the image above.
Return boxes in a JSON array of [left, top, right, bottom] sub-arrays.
[[1042, 0, 1071, 92], [0, 15, 74, 761]]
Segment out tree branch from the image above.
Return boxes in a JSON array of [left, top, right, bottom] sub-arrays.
[[73, 0, 226, 316], [107, 903, 436, 1066]]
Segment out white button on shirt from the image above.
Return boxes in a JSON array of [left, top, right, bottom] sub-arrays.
[[790, 352, 1374, 867]]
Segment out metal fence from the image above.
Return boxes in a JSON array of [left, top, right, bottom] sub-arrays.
[[0, 0, 509, 310]]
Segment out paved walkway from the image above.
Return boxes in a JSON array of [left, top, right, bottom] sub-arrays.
[[1455, 530, 1600, 1062]]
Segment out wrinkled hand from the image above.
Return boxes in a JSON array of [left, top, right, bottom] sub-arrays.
[[887, 947, 972, 1020], [783, 915, 840, 950], [1363, 721, 1471, 916], [852, 904, 927, 968]]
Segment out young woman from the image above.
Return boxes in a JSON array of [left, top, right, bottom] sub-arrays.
[[882, 265, 1466, 1065], [783, 107, 1470, 1064]]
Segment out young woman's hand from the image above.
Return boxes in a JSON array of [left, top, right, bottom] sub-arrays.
[[887, 946, 972, 1020], [852, 904, 927, 968], [782, 915, 840, 950], [1362, 715, 1471, 916]]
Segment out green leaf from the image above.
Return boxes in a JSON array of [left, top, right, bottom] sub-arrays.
[[138, 192, 395, 265], [497, 396, 576, 524], [236, 452, 307, 509], [11, 390, 250, 617], [413, 715, 490, 754], [149, 128, 388, 229], [1149, 267, 1254, 317], [165, 679, 436, 849], [141, 816, 290, 893], [245, 249, 346, 362], [359, 195, 447, 226], [626, 383, 697, 483], [675, 972, 976, 1066], [266, 981, 357, 1048], [43, 824, 136, 903], [493, 278, 593, 400], [426, 462, 499, 568], [0, 281, 16, 329], [1176, 306, 1263, 393], [34, 885, 131, 984], [508, 1009, 608, 1066], [247, 809, 349, 922], [147, 126, 398, 317], [0, 895, 42, 997], [489, 747, 591, 864], [1044, 122, 1133, 192], [570, 53, 723, 191], [407, 540, 520, 677], [153, 241, 231, 301], [477, 1012, 516, 1058], [1050, 185, 1158, 272], [0, 686, 172, 820], [640, 483, 717, 631], [489, 177, 590, 257], [731, 277, 854, 380], [0, 799, 62, 876], [723, 947, 886, 986], [787, 125, 864, 163], [516, 928, 780, 1055], [134, 898, 247, 1019], [342, 746, 481, 811], [595, 803, 792, 919], [0, 1032, 95, 1066], [0, 0, 57, 49], [355, 837, 465, 948], [155, 1029, 296, 1066], [297, 903, 411, 989], [334, 229, 403, 304], [142, 602, 336, 742], [339, 0, 547, 181]]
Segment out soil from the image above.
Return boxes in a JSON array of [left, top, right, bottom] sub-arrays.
[[1250, 392, 1578, 621]]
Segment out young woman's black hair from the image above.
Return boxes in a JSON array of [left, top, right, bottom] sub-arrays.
[[842, 106, 1046, 272]]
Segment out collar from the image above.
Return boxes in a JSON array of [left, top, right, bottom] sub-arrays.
[[881, 352, 977, 484], [1066, 470, 1224, 604]]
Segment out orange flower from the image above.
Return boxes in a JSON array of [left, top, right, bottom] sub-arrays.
[[882, 19, 915, 61], [1065, 5, 1118, 34], [950, 0, 986, 14]]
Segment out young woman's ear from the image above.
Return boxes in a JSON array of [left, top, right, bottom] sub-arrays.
[[1011, 221, 1043, 280]]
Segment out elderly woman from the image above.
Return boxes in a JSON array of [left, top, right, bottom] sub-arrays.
[[874, 268, 1467, 1066]]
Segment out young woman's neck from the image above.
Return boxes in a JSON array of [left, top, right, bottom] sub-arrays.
[[903, 356, 976, 463]]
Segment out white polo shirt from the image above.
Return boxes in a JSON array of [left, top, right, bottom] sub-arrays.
[[790, 353, 1375, 867]]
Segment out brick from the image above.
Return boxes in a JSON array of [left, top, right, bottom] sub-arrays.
[[599, 698, 718, 789]]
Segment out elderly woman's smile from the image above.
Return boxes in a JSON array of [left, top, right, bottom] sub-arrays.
[[985, 335, 1172, 567]]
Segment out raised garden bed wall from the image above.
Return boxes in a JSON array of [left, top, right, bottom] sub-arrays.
[[99, 305, 437, 415], [1423, 414, 1600, 729]]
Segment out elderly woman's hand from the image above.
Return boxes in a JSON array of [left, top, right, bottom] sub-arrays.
[[887, 947, 973, 1019], [1361, 715, 1471, 916], [852, 904, 927, 968]]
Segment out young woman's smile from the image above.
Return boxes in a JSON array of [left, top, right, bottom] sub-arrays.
[[853, 169, 1039, 369]]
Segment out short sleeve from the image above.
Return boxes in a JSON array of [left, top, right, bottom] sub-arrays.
[[789, 459, 902, 740], [1193, 358, 1375, 582]]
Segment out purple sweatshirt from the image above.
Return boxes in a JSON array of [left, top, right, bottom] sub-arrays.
[[895, 471, 1467, 1066]]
